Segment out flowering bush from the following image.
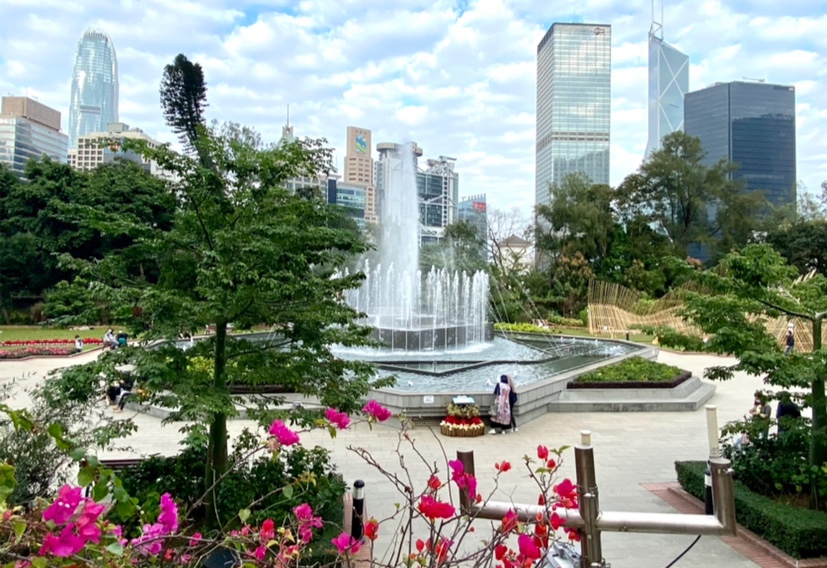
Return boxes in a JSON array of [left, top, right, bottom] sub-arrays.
[[0, 400, 579, 567], [0, 346, 78, 359], [0, 338, 102, 346]]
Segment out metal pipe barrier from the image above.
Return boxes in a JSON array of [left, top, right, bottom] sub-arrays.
[[458, 406, 736, 567]]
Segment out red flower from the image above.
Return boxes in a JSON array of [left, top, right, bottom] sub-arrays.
[[537, 445, 549, 460], [418, 495, 455, 520], [495, 461, 511, 472], [433, 538, 452, 564], [427, 475, 442, 490], [495, 544, 509, 561], [416, 539, 426, 553], [546, 459, 557, 469], [260, 518, 275, 541], [517, 533, 542, 560], [364, 517, 379, 541]]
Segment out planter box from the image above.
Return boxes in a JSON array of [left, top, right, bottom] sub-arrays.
[[568, 371, 692, 390], [440, 424, 485, 437]]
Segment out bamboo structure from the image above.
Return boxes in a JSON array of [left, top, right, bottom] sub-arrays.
[[587, 277, 815, 352]]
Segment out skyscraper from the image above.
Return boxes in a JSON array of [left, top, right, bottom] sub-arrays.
[[68, 29, 119, 148], [645, 3, 689, 157], [536, 23, 611, 208], [685, 81, 796, 207], [343, 126, 378, 224], [0, 96, 69, 176]]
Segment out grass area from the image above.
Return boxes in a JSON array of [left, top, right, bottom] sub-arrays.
[[574, 356, 683, 383], [0, 326, 104, 342]]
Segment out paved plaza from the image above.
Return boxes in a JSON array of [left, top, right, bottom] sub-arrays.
[[1, 349, 779, 567]]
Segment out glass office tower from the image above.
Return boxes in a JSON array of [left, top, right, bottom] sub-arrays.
[[536, 23, 611, 208], [68, 29, 119, 148], [685, 81, 796, 207], [645, 34, 689, 157]]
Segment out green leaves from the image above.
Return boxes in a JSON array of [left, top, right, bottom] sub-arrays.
[[0, 463, 16, 504]]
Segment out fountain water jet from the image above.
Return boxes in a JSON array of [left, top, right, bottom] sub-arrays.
[[342, 142, 492, 351]]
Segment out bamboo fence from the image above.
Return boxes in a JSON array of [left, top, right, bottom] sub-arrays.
[[587, 278, 815, 352]]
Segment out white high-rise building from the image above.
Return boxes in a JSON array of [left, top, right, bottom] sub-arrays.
[[535, 23, 611, 209], [0, 97, 68, 176], [645, 2, 689, 157]]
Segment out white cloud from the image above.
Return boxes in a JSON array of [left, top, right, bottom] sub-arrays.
[[0, 0, 824, 212]]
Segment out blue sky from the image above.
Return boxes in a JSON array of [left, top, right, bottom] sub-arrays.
[[1, 0, 825, 213]]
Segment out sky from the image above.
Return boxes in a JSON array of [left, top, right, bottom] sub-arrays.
[[1, 0, 825, 213]]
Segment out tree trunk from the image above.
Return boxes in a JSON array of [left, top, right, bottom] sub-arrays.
[[205, 320, 229, 526], [810, 315, 826, 510]]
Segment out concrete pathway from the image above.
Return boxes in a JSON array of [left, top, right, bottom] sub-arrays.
[[0, 350, 780, 567]]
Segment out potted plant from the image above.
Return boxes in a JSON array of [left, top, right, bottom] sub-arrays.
[[440, 403, 484, 437]]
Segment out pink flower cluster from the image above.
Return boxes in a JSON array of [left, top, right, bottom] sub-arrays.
[[0, 338, 101, 346], [38, 485, 106, 557], [448, 459, 478, 500], [130, 493, 179, 556], [269, 420, 300, 446], [325, 408, 350, 429], [362, 400, 391, 422], [0, 346, 78, 359]]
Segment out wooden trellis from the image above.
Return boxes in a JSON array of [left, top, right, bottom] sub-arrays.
[[587, 277, 815, 352]]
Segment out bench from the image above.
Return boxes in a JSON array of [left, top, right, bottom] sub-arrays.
[[99, 458, 146, 472]]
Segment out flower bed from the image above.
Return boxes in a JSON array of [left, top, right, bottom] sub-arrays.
[[0, 346, 79, 359], [1, 338, 102, 346], [568, 356, 690, 389]]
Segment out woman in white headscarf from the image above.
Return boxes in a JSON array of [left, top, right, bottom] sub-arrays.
[[489, 375, 512, 435]]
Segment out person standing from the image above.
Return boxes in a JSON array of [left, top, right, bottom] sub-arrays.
[[748, 391, 773, 440], [74, 335, 84, 353], [785, 325, 795, 355], [489, 375, 512, 435], [776, 391, 802, 434], [506, 374, 518, 432]]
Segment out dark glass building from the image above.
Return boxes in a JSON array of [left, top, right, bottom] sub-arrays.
[[685, 81, 796, 207]]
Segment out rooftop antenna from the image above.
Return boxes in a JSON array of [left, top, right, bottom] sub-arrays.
[[650, 0, 664, 39], [286, 104, 290, 127]]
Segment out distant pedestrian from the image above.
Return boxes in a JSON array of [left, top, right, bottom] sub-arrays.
[[103, 328, 118, 350], [776, 391, 802, 434], [748, 391, 772, 440], [488, 375, 512, 435], [74, 335, 83, 353], [785, 325, 795, 355], [506, 374, 519, 432]]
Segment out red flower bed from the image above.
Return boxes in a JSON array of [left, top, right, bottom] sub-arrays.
[[442, 416, 483, 426], [0, 338, 102, 346], [0, 346, 78, 359]]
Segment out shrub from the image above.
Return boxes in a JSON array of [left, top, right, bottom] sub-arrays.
[[115, 441, 346, 536], [676, 460, 827, 558], [573, 356, 685, 383]]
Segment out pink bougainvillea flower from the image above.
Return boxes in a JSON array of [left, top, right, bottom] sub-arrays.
[[42, 485, 83, 525], [39, 525, 86, 557], [537, 445, 549, 461], [268, 420, 300, 446], [550, 511, 564, 531], [254, 546, 266, 561], [554, 479, 578, 508], [447, 459, 478, 498], [517, 533, 542, 560], [331, 532, 361, 555], [362, 400, 392, 421], [260, 519, 275, 542], [189, 532, 202, 547], [418, 495, 455, 520], [293, 503, 323, 544], [547, 459, 557, 470], [495, 544, 509, 561], [158, 493, 179, 533], [433, 538, 453, 564], [325, 408, 351, 429], [495, 461, 511, 472], [415, 538, 426, 553], [501, 509, 518, 533]]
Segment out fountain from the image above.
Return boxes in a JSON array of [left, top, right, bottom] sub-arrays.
[[342, 142, 492, 351]]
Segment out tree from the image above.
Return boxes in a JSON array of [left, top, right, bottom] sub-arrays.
[[420, 221, 487, 273], [764, 220, 827, 276], [160, 54, 208, 153], [535, 173, 615, 268], [651, 244, 827, 507], [486, 207, 533, 276], [617, 131, 766, 261], [51, 124, 388, 524]]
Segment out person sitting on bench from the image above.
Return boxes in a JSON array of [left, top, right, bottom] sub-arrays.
[[106, 375, 135, 410], [116, 330, 128, 348]]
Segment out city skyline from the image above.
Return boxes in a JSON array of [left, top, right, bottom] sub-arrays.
[[0, 0, 823, 212]]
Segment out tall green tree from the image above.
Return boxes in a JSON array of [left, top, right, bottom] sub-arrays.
[[420, 220, 487, 273], [52, 124, 387, 524], [160, 54, 208, 153], [651, 244, 827, 507], [764, 220, 827, 276], [617, 131, 766, 261]]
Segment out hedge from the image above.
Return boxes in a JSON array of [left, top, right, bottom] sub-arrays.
[[675, 460, 827, 559]]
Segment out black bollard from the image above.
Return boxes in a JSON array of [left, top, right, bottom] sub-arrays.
[[704, 463, 714, 515], [352, 479, 366, 541]]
